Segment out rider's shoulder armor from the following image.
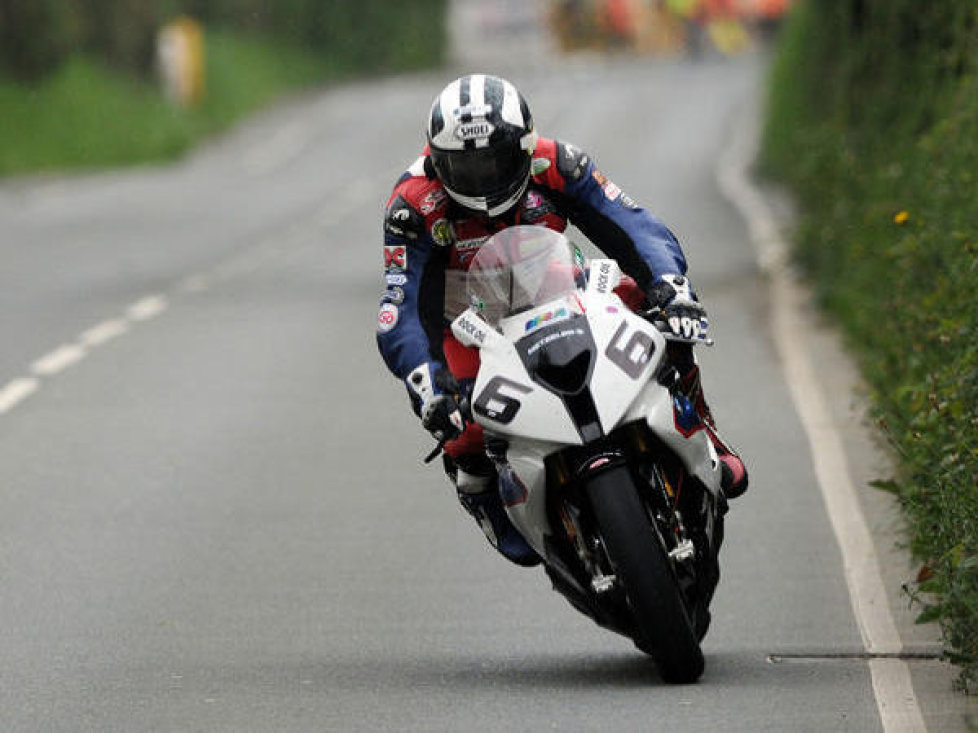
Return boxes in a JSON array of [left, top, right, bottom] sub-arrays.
[[384, 193, 426, 240], [385, 154, 453, 245], [530, 137, 592, 193], [555, 140, 590, 182]]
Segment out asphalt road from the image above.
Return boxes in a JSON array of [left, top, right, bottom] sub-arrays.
[[0, 24, 970, 733]]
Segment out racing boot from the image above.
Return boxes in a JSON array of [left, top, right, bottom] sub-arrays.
[[676, 360, 748, 500], [444, 454, 542, 567]]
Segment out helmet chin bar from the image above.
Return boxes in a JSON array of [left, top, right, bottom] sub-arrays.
[[446, 176, 529, 218]]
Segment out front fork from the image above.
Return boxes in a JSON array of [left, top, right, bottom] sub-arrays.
[[557, 452, 699, 601]]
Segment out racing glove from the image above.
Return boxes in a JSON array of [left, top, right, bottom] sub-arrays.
[[646, 274, 709, 342], [406, 363, 468, 443]]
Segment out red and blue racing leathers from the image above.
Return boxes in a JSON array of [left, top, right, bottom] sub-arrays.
[[376, 137, 690, 459]]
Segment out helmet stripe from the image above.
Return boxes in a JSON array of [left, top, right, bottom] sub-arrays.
[[483, 74, 503, 120], [499, 79, 523, 128], [432, 79, 462, 149], [469, 74, 486, 112]]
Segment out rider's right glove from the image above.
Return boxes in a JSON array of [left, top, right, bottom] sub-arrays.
[[646, 274, 709, 342], [406, 363, 467, 443]]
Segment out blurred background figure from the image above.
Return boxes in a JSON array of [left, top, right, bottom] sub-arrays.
[[547, 0, 790, 57], [598, 0, 639, 49], [699, 0, 752, 56]]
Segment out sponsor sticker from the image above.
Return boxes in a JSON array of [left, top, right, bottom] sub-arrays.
[[385, 273, 408, 286], [431, 218, 454, 247], [377, 303, 399, 333], [456, 121, 494, 140], [595, 261, 613, 293], [456, 236, 487, 253], [420, 189, 447, 215], [455, 313, 487, 344], [592, 170, 629, 204], [384, 245, 407, 271], [602, 180, 622, 201], [455, 103, 493, 118], [573, 245, 586, 270], [382, 286, 405, 305], [524, 307, 568, 332], [531, 158, 552, 176], [526, 327, 586, 356]]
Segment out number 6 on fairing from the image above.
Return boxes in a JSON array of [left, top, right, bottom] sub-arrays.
[[605, 321, 656, 380], [473, 376, 532, 424]]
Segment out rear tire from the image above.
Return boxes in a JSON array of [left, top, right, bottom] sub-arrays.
[[585, 466, 704, 684]]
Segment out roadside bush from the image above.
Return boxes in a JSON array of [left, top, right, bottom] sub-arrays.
[[73, 0, 171, 76], [0, 0, 447, 81], [763, 0, 978, 689], [0, 2, 447, 174], [0, 0, 75, 81]]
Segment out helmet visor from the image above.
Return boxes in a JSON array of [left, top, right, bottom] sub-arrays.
[[432, 145, 529, 199]]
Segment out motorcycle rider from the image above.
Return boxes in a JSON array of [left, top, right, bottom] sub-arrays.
[[376, 74, 747, 567]]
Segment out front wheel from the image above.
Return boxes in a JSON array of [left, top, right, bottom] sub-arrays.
[[585, 466, 704, 684]]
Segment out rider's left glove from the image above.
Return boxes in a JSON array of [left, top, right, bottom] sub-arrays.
[[422, 395, 466, 443], [647, 274, 709, 342], [406, 363, 468, 442]]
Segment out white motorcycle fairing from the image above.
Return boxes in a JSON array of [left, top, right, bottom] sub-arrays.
[[451, 258, 721, 558]]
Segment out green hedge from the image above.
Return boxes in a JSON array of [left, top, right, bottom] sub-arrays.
[[0, 31, 337, 175], [0, 2, 447, 175], [0, 0, 446, 81], [763, 0, 978, 689]]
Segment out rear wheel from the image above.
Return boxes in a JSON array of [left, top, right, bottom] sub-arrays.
[[585, 466, 704, 683]]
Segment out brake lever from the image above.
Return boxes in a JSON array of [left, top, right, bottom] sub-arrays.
[[424, 439, 447, 464]]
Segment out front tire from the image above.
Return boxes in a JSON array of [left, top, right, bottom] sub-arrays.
[[585, 466, 704, 684]]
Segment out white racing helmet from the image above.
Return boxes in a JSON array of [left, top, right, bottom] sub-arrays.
[[427, 74, 539, 217]]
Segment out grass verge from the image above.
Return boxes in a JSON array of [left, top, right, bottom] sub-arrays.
[[0, 30, 350, 177], [761, 1, 978, 689]]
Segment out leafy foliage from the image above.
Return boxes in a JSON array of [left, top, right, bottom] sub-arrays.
[[0, 2, 446, 174], [763, 0, 978, 689], [0, 0, 446, 81], [0, 32, 332, 174]]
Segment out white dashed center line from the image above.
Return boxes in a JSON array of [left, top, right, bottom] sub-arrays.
[[80, 319, 130, 347], [32, 344, 86, 377], [0, 378, 41, 414], [127, 295, 169, 321], [0, 293, 170, 416], [0, 173, 380, 418]]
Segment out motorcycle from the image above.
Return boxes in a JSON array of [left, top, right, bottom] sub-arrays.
[[447, 225, 724, 684]]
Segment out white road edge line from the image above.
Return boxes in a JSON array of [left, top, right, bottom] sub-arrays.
[[717, 103, 927, 733]]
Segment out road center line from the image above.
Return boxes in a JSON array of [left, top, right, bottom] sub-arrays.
[[718, 102, 927, 732], [0, 378, 40, 414], [32, 344, 87, 376], [2, 175, 381, 418], [127, 295, 168, 321], [81, 318, 130, 347]]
